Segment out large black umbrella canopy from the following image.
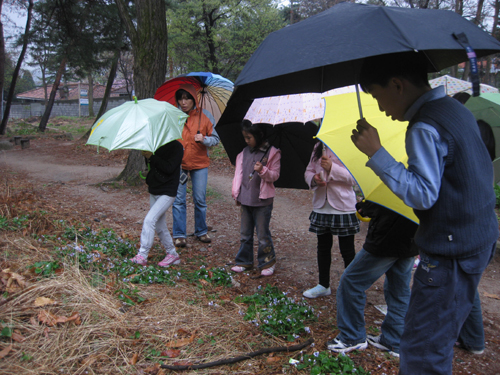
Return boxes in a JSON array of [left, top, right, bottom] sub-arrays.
[[235, 2, 500, 98], [217, 2, 500, 189]]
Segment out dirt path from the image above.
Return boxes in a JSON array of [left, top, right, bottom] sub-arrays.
[[1, 137, 499, 374]]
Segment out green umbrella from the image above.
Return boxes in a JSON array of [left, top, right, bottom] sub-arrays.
[[464, 93, 500, 183], [86, 97, 188, 153]]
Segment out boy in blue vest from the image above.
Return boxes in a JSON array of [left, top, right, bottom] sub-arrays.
[[351, 52, 498, 375]]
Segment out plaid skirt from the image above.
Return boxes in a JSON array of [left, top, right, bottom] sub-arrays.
[[309, 211, 360, 236]]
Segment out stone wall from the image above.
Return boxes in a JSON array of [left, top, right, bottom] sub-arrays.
[[7, 97, 128, 119]]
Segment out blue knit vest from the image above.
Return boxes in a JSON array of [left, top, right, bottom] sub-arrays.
[[409, 96, 498, 258]]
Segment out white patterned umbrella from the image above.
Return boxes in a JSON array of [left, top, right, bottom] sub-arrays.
[[244, 86, 357, 125], [429, 75, 498, 96]]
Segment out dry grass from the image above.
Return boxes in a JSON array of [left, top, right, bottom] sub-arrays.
[[0, 180, 292, 375], [1, 264, 280, 375]]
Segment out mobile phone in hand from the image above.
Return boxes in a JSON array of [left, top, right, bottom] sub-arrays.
[[179, 171, 188, 185]]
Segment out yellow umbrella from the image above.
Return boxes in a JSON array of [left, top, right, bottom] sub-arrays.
[[317, 91, 419, 224]]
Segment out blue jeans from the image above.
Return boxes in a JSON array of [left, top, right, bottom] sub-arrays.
[[172, 168, 208, 238], [336, 249, 413, 351], [235, 204, 276, 270], [399, 245, 495, 375]]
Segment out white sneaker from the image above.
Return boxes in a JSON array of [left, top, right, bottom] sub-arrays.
[[367, 334, 399, 358], [303, 284, 331, 299], [327, 337, 367, 353]]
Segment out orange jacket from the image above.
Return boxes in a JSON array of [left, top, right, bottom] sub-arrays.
[[177, 84, 217, 171]]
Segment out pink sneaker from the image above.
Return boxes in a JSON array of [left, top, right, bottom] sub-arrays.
[[261, 265, 275, 276], [231, 265, 247, 273], [158, 254, 180, 267], [130, 254, 147, 266]]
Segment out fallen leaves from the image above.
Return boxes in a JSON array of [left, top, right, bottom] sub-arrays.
[[11, 330, 25, 343], [160, 349, 181, 358], [165, 329, 197, 348], [38, 310, 81, 326], [0, 268, 27, 293], [34, 297, 56, 307], [266, 355, 282, 363], [0, 344, 12, 359], [129, 352, 139, 365]]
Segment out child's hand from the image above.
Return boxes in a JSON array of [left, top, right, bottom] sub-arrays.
[[141, 151, 153, 159], [320, 155, 332, 172], [254, 161, 263, 173], [194, 133, 204, 143], [351, 118, 382, 157], [313, 173, 326, 187]]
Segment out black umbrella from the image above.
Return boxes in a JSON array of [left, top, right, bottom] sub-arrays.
[[234, 2, 500, 98], [218, 3, 500, 156]]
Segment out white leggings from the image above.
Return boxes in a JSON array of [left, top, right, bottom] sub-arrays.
[[138, 194, 177, 258]]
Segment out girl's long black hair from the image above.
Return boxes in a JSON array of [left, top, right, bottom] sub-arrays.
[[312, 138, 324, 161], [241, 119, 267, 149]]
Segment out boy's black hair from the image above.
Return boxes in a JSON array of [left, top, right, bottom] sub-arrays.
[[241, 119, 266, 148], [452, 92, 471, 105], [175, 89, 195, 103], [359, 52, 431, 93]]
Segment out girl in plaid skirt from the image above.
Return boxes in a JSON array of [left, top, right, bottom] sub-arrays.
[[303, 140, 360, 298]]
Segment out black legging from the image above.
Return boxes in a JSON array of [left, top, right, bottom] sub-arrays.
[[317, 233, 355, 288]]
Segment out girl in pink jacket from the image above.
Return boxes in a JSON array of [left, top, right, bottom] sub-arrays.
[[303, 140, 360, 298], [231, 120, 281, 276]]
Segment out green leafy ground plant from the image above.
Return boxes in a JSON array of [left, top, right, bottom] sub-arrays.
[[29, 220, 233, 288], [236, 285, 317, 341], [295, 350, 370, 375]]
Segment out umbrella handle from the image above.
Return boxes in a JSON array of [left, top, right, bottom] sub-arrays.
[[139, 163, 151, 180], [195, 130, 201, 143], [355, 84, 364, 119], [356, 210, 371, 222], [249, 145, 271, 180]]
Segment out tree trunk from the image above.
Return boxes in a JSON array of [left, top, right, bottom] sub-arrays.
[[485, 0, 500, 85], [88, 74, 94, 117], [463, 0, 485, 81], [81, 50, 120, 141], [115, 0, 168, 185], [39, 57, 67, 132], [115, 148, 146, 185], [0, 0, 5, 123], [450, 0, 464, 78], [0, 0, 34, 135]]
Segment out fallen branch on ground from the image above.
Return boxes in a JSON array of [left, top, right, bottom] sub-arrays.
[[160, 337, 314, 370]]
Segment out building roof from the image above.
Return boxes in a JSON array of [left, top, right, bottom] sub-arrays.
[[16, 82, 130, 101]]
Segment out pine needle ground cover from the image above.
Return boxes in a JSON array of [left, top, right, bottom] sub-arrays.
[[0, 174, 373, 375]]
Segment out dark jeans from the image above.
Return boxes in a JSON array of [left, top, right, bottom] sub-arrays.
[[235, 204, 276, 270], [399, 244, 495, 375], [317, 233, 355, 288], [458, 289, 484, 352]]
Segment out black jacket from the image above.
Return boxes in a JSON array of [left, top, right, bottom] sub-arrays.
[[357, 201, 418, 258], [146, 140, 184, 197]]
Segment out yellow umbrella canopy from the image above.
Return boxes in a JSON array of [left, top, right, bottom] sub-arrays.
[[317, 91, 419, 224]]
